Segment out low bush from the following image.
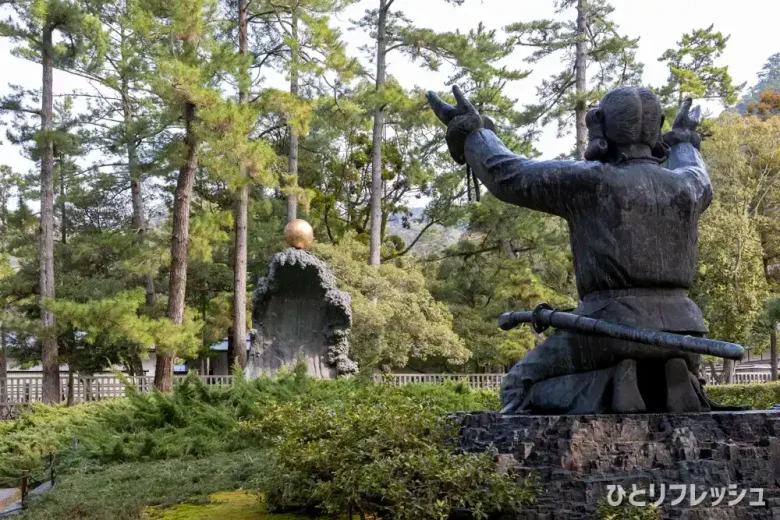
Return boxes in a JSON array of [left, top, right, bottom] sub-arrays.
[[21, 450, 267, 520], [704, 381, 780, 409], [245, 383, 531, 520], [3, 372, 504, 520], [596, 501, 661, 520]]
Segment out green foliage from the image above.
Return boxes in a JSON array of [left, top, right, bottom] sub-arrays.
[[658, 25, 739, 107], [656, 24, 740, 131], [693, 114, 780, 348], [245, 384, 530, 520], [313, 235, 470, 369], [47, 289, 202, 358], [427, 196, 576, 371], [21, 451, 268, 520], [0, 375, 498, 488], [704, 382, 780, 410], [506, 0, 643, 141], [693, 199, 768, 345], [739, 53, 780, 114], [596, 501, 661, 520]]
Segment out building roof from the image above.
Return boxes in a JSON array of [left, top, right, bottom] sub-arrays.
[[209, 336, 252, 352]]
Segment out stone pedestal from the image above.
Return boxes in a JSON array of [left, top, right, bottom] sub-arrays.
[[456, 411, 780, 520]]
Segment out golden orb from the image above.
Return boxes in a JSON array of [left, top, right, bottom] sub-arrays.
[[284, 219, 315, 249]]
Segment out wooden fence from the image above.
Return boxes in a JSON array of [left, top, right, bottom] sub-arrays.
[[0, 369, 773, 409], [0, 375, 235, 406], [732, 372, 773, 384], [373, 373, 506, 390], [377, 371, 773, 389]]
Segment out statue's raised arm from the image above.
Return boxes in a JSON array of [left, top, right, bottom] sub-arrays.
[[427, 86, 601, 218]]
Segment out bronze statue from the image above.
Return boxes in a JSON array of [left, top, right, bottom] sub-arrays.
[[428, 85, 741, 415]]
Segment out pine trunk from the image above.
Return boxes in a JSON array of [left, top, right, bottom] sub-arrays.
[[155, 101, 198, 392], [231, 0, 249, 371], [59, 161, 66, 244], [232, 185, 248, 370], [227, 326, 235, 368], [121, 28, 156, 307], [771, 327, 778, 382], [0, 328, 6, 405], [574, 0, 588, 160], [40, 26, 60, 404], [66, 366, 74, 406], [722, 358, 735, 384], [369, 0, 388, 266], [286, 10, 300, 222], [129, 145, 156, 306]]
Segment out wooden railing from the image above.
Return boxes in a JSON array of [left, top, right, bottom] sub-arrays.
[[0, 375, 235, 405], [733, 372, 773, 384], [702, 371, 775, 386], [1, 368, 774, 409], [373, 373, 506, 390], [381, 371, 776, 389]]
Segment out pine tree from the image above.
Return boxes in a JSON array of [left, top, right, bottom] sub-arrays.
[[233, 0, 250, 370], [505, 0, 642, 159], [0, 0, 104, 402], [136, 0, 225, 391], [354, 0, 470, 265], [71, 0, 174, 307], [657, 25, 741, 119], [248, 0, 357, 222], [0, 166, 18, 390]]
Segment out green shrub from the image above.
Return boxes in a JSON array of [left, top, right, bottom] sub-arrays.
[[596, 501, 661, 520], [704, 381, 780, 409], [1, 374, 499, 490], [245, 384, 531, 520], [21, 450, 267, 520]]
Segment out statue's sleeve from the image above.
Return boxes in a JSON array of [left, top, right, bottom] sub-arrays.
[[666, 141, 712, 212], [464, 129, 601, 217]]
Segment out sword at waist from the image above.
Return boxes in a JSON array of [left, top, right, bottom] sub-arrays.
[[498, 303, 744, 361]]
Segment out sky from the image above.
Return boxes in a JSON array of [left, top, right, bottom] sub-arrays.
[[0, 0, 777, 176]]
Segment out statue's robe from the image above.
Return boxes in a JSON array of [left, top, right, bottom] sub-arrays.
[[465, 129, 712, 413]]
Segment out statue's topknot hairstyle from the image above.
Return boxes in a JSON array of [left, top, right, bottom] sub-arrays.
[[600, 87, 662, 146], [585, 87, 669, 163]]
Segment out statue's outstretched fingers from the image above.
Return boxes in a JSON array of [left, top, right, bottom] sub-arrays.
[[452, 85, 478, 115], [680, 97, 693, 115], [427, 91, 457, 125], [689, 105, 702, 124], [674, 97, 695, 129]]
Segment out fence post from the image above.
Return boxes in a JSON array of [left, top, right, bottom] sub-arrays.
[[49, 452, 56, 486], [20, 470, 29, 509]]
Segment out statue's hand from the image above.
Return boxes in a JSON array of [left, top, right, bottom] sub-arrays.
[[672, 97, 702, 132], [427, 86, 495, 165], [663, 97, 702, 150]]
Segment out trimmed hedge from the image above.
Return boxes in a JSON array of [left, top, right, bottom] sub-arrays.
[[705, 381, 780, 410]]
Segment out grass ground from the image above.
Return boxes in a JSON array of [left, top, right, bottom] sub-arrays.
[[141, 491, 346, 520], [20, 450, 271, 520]]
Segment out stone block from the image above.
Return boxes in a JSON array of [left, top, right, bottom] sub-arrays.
[[456, 411, 780, 519]]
